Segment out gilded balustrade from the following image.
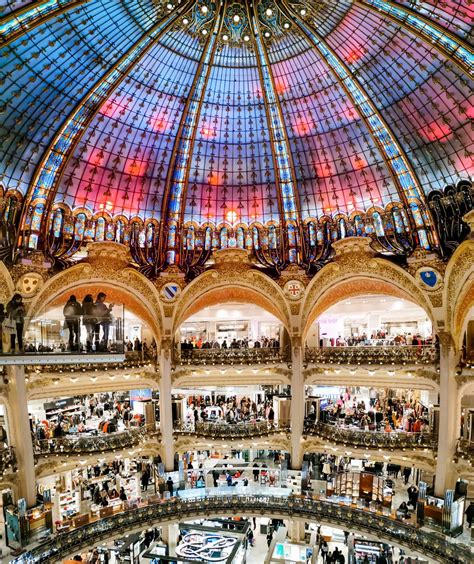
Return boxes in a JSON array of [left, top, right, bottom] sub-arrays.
[[34, 425, 159, 456], [174, 346, 290, 366], [12, 490, 472, 563], [306, 421, 436, 450], [305, 345, 439, 366], [176, 420, 289, 439]]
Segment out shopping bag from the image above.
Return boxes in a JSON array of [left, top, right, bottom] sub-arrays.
[[2, 316, 15, 336]]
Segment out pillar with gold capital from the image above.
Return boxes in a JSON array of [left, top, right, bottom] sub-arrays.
[[290, 339, 305, 470], [6, 365, 36, 507], [434, 330, 460, 496], [159, 340, 175, 472]]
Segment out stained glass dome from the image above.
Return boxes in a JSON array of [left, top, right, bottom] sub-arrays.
[[0, 0, 472, 272]]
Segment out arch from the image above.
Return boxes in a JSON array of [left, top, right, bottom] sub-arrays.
[[444, 223, 474, 349], [301, 240, 435, 342], [172, 269, 291, 336], [303, 277, 433, 343], [26, 261, 163, 343]]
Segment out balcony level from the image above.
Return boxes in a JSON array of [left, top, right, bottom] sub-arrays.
[[305, 345, 439, 368]]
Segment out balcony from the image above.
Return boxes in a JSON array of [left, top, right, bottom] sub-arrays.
[[13, 490, 472, 564], [174, 346, 290, 366], [176, 420, 289, 439], [0, 313, 126, 366], [306, 421, 436, 450], [34, 425, 159, 456], [0, 447, 16, 474], [456, 439, 474, 465], [305, 345, 438, 366]]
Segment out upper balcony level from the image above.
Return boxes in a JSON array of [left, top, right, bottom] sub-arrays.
[[0, 296, 158, 366], [305, 345, 438, 367], [171, 295, 438, 370]]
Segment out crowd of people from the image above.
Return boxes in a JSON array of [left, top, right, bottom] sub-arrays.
[[180, 335, 280, 351], [32, 393, 149, 443], [320, 330, 437, 348], [185, 394, 276, 426], [314, 388, 430, 434]]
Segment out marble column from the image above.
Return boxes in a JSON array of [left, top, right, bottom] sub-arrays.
[[434, 331, 459, 496], [159, 344, 175, 471], [290, 344, 305, 470], [6, 365, 36, 506]]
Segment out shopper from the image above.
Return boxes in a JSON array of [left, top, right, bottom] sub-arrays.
[[119, 487, 127, 501], [465, 502, 474, 528], [251, 462, 259, 482], [93, 292, 114, 350], [266, 527, 273, 547], [407, 484, 419, 508], [6, 293, 26, 352], [166, 476, 174, 496], [141, 468, 150, 491], [212, 468, 219, 487], [320, 540, 329, 563], [63, 295, 82, 351], [402, 466, 411, 484], [82, 294, 96, 352]]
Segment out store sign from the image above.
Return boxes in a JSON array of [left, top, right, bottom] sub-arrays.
[[216, 322, 248, 332], [44, 398, 75, 411], [130, 389, 152, 401]]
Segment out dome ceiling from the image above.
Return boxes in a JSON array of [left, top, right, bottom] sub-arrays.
[[0, 0, 472, 235]]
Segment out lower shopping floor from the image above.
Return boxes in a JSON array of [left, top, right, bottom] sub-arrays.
[[1, 447, 473, 562]]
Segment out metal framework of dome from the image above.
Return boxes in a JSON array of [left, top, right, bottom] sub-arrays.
[[0, 0, 472, 277]]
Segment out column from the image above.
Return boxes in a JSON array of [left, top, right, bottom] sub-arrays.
[[159, 343, 175, 471], [6, 365, 36, 507], [434, 331, 459, 496], [287, 520, 305, 542], [290, 343, 305, 470]]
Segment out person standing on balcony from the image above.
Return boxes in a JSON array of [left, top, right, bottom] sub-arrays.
[[82, 295, 96, 352], [6, 293, 26, 352], [93, 292, 114, 351], [63, 295, 82, 351]]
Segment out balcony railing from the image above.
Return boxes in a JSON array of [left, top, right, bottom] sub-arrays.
[[12, 490, 472, 564], [176, 420, 289, 439], [0, 447, 16, 474], [305, 345, 438, 366], [306, 421, 436, 450], [1, 309, 125, 358], [174, 346, 290, 365], [34, 425, 159, 456], [456, 439, 474, 464]]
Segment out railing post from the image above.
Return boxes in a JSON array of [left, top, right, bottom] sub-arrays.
[[5, 365, 36, 506], [290, 341, 305, 469], [434, 331, 460, 496], [159, 341, 175, 471]]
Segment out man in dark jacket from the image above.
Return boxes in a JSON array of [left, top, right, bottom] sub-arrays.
[[63, 295, 82, 350], [93, 292, 114, 349]]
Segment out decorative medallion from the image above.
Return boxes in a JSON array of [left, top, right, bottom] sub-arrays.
[[160, 282, 181, 302], [16, 272, 43, 297], [416, 267, 442, 291], [284, 279, 304, 300]]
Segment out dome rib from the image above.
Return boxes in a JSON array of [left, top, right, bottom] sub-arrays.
[[281, 0, 435, 246], [161, 0, 227, 267], [356, 0, 473, 75], [20, 0, 195, 250], [249, 3, 300, 228], [0, 0, 91, 47]]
